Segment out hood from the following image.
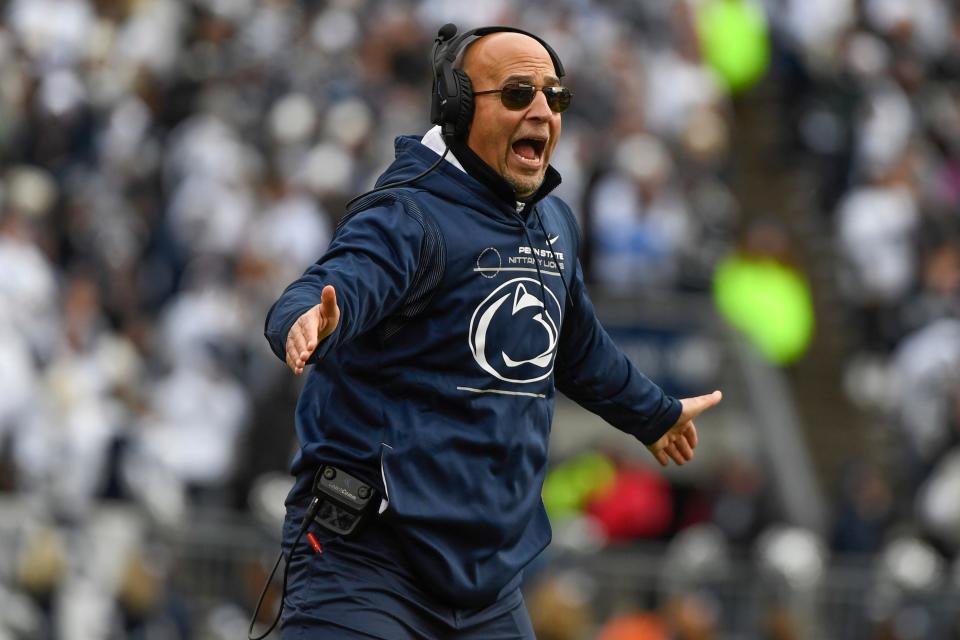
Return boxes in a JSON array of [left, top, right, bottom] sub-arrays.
[[375, 135, 562, 223]]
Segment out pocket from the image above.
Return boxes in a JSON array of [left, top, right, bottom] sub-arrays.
[[284, 524, 361, 620]]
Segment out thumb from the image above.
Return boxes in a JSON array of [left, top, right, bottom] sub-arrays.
[[317, 285, 340, 339], [678, 390, 722, 423], [320, 285, 337, 316]]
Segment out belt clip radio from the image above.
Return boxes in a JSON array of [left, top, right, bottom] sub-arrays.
[[312, 466, 378, 537]]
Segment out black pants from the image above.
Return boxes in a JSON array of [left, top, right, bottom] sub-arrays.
[[279, 502, 535, 640]]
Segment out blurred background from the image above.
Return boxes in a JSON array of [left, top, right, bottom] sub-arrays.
[[0, 0, 959, 638]]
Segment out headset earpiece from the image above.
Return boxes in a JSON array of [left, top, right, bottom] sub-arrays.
[[433, 30, 475, 141], [449, 69, 473, 139]]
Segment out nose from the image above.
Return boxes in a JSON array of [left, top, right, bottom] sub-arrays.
[[526, 88, 552, 121]]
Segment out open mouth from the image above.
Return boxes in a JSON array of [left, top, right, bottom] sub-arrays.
[[511, 137, 547, 165]]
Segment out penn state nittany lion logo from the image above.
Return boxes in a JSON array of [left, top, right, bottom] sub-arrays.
[[468, 277, 561, 384]]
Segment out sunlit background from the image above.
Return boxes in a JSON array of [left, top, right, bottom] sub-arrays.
[[0, 0, 958, 638]]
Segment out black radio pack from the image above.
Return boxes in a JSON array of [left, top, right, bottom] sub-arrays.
[[312, 466, 379, 537], [248, 464, 381, 639]]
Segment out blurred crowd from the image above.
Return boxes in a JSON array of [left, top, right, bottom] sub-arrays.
[[769, 0, 960, 589], [0, 0, 957, 638]]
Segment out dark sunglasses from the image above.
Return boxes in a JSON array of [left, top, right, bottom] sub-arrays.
[[474, 82, 573, 113]]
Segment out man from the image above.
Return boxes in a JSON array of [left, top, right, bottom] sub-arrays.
[[264, 27, 722, 639]]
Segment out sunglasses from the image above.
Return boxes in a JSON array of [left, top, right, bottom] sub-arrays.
[[473, 82, 573, 113]]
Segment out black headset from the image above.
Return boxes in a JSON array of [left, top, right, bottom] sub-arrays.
[[430, 24, 566, 142]]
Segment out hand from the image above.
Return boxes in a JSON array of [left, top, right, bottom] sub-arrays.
[[646, 390, 722, 467], [285, 285, 340, 375]]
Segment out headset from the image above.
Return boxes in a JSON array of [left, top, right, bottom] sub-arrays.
[[344, 23, 565, 209]]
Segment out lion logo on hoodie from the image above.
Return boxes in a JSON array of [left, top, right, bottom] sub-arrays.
[[468, 277, 561, 384]]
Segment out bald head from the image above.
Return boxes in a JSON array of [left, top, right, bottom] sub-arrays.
[[462, 32, 559, 89], [459, 31, 563, 198]]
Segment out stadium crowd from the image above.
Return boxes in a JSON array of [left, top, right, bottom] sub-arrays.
[[769, 0, 960, 558], [0, 0, 957, 638]]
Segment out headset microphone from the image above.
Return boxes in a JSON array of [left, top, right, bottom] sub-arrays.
[[345, 23, 461, 210], [437, 23, 457, 42], [429, 24, 457, 131]]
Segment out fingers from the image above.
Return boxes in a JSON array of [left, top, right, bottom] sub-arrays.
[[291, 313, 313, 356], [652, 444, 688, 467], [649, 422, 699, 468], [665, 438, 694, 465], [685, 422, 698, 449], [285, 304, 322, 375], [679, 390, 723, 422], [297, 306, 321, 364], [676, 431, 695, 460], [664, 443, 681, 465], [285, 337, 301, 374], [653, 448, 669, 467]]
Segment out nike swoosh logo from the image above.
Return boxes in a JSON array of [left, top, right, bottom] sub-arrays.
[[547, 234, 559, 245]]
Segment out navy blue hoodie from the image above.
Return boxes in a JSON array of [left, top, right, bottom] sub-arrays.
[[264, 134, 681, 608]]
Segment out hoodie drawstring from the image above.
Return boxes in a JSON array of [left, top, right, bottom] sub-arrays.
[[513, 204, 575, 365], [532, 207, 574, 312]]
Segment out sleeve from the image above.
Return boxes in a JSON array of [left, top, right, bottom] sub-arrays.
[[263, 198, 426, 363], [552, 211, 681, 446]]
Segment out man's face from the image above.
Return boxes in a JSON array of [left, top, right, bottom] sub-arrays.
[[463, 33, 562, 198]]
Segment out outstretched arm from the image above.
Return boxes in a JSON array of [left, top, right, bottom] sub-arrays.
[[554, 263, 682, 443], [264, 199, 425, 370], [555, 253, 721, 451]]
